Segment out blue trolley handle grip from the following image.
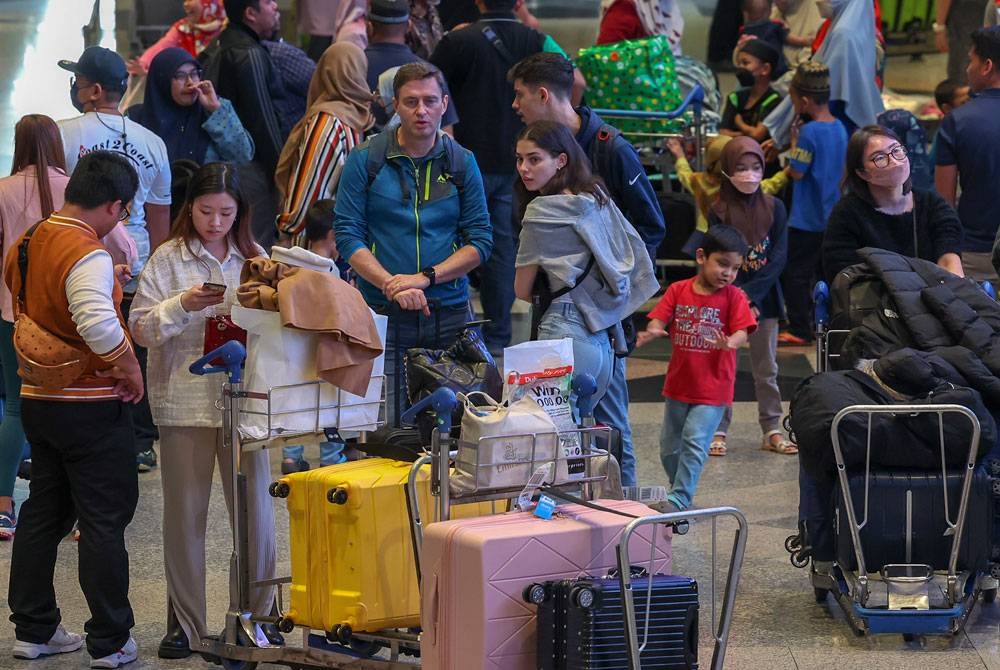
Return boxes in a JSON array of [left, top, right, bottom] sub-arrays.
[[189, 340, 246, 383], [572, 373, 598, 420], [813, 281, 830, 328], [401, 386, 459, 434]]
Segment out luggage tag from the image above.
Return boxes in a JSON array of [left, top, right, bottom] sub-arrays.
[[515, 462, 554, 512]]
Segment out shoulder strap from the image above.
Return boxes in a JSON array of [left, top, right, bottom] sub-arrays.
[[16, 221, 44, 310], [364, 131, 393, 187], [588, 123, 621, 181], [440, 133, 467, 189], [549, 255, 596, 302], [480, 23, 516, 63]]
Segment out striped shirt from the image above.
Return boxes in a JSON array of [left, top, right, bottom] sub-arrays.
[[277, 112, 361, 246]]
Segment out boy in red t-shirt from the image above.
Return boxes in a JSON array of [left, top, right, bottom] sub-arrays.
[[636, 225, 757, 511]]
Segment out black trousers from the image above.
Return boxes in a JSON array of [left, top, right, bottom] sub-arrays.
[[781, 228, 824, 340], [120, 294, 158, 454], [8, 399, 138, 658]]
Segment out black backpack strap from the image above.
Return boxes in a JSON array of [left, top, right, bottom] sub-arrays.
[[364, 131, 393, 187], [549, 255, 595, 302], [16, 222, 44, 311], [440, 134, 466, 190], [480, 23, 515, 63], [588, 123, 621, 180]]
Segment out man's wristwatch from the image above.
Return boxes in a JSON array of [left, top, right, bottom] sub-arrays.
[[421, 266, 437, 287], [932, 21, 947, 33]]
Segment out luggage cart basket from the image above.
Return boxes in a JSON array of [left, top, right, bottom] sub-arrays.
[[593, 84, 707, 171], [811, 403, 986, 637], [405, 373, 615, 562], [190, 341, 416, 669], [618, 507, 749, 670]]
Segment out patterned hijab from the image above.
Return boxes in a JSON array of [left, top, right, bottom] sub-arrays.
[[600, 0, 684, 54], [175, 0, 227, 56], [710, 136, 775, 246], [274, 42, 375, 195]]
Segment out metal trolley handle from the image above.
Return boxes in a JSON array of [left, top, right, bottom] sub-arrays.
[[618, 506, 749, 670], [189, 340, 247, 382]]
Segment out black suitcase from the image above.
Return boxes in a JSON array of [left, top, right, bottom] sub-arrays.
[[535, 573, 699, 669], [835, 469, 993, 573]]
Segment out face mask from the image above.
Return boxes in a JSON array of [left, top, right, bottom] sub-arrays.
[[816, 0, 834, 18], [69, 81, 86, 113], [865, 161, 910, 188], [726, 169, 763, 195], [735, 67, 756, 88]]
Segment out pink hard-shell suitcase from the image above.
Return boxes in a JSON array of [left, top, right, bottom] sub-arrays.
[[419, 499, 672, 669]]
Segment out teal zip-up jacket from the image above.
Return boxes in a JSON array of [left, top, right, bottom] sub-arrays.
[[334, 129, 492, 309]]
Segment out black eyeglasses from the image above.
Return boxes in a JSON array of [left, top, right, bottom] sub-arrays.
[[171, 68, 203, 83], [118, 204, 130, 222], [868, 144, 908, 169]]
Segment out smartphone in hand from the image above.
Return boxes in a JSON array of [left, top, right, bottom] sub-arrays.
[[202, 282, 227, 294]]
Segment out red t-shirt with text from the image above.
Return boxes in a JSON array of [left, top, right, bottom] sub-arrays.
[[647, 278, 757, 405]]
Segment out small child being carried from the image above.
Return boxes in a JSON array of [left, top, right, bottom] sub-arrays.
[[636, 225, 758, 512]]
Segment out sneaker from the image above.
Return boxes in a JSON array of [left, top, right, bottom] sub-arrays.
[[90, 637, 137, 668], [280, 458, 310, 475], [0, 509, 15, 541], [16, 458, 31, 481], [13, 624, 84, 659], [777, 331, 809, 346], [136, 449, 157, 473], [647, 500, 682, 514]]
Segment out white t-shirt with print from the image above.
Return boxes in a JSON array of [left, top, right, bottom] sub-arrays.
[[58, 112, 172, 280]]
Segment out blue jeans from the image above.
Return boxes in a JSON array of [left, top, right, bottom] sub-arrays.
[[0, 319, 27, 498], [478, 173, 515, 353], [280, 442, 345, 466], [537, 302, 615, 425], [594, 357, 637, 486], [659, 399, 726, 510], [382, 302, 473, 426]]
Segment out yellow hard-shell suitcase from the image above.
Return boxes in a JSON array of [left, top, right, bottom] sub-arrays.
[[275, 457, 494, 637]]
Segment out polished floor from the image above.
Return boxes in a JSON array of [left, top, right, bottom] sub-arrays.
[[2, 1, 998, 669]]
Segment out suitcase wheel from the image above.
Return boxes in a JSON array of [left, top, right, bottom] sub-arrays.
[[523, 583, 547, 605], [329, 623, 353, 645], [269, 481, 290, 498], [571, 586, 596, 609], [327, 487, 349, 505]]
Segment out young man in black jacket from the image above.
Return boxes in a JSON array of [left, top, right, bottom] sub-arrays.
[[509, 52, 667, 488], [201, 0, 290, 246]]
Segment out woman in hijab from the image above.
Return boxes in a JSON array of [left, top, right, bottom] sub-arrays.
[[764, 0, 883, 147], [127, 0, 226, 75], [276, 42, 375, 247], [707, 136, 796, 457], [130, 47, 253, 167], [597, 0, 685, 55]]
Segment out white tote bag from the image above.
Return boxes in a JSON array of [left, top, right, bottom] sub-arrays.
[[231, 305, 387, 440], [453, 392, 564, 494]]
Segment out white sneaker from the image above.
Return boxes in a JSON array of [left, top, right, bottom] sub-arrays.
[[12, 624, 84, 659], [90, 637, 137, 669]]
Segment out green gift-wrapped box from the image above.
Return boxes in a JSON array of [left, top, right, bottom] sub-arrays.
[[577, 35, 685, 136]]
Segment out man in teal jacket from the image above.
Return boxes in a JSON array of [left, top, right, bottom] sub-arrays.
[[335, 62, 491, 424]]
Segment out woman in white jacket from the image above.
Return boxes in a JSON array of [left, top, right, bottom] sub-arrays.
[[128, 162, 273, 658]]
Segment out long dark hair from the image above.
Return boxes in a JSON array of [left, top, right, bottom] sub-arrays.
[[170, 162, 257, 259], [11, 114, 67, 219], [514, 120, 607, 219], [843, 125, 912, 204]]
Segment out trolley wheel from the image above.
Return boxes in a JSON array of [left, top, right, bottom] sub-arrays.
[[672, 520, 690, 535], [785, 533, 802, 553], [327, 488, 348, 505], [572, 586, 596, 610], [277, 617, 295, 633], [269, 481, 290, 498], [790, 551, 809, 569], [813, 587, 829, 603], [523, 583, 547, 605], [983, 588, 997, 604], [216, 627, 259, 670], [348, 638, 384, 657]]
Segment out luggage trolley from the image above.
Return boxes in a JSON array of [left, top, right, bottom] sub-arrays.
[[784, 282, 998, 639], [190, 341, 417, 669]]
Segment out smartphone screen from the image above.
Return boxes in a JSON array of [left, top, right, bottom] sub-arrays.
[[202, 282, 226, 294]]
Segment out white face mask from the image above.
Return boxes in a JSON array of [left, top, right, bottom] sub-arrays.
[[816, 0, 834, 19], [725, 169, 763, 195]]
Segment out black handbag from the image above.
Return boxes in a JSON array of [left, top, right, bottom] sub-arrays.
[[405, 327, 502, 442]]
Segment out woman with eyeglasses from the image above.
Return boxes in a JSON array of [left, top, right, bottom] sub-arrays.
[[822, 125, 964, 283], [129, 47, 253, 167]]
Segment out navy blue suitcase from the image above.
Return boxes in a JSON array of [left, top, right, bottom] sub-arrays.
[[835, 469, 993, 573], [534, 573, 699, 669]]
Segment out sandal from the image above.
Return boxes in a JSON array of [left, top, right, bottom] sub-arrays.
[[708, 435, 727, 457], [762, 431, 798, 455], [0, 509, 15, 541]]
